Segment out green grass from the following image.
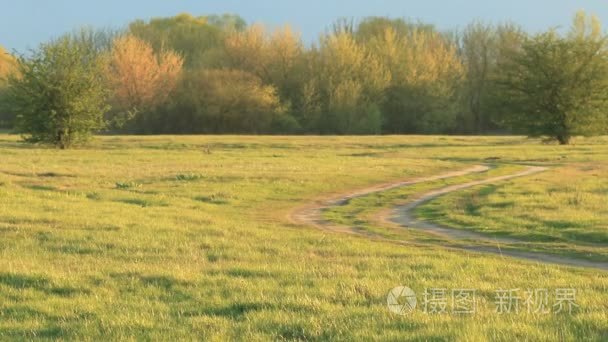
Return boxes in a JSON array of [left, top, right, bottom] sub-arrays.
[[322, 163, 525, 240], [0, 134, 606, 340], [416, 164, 608, 262]]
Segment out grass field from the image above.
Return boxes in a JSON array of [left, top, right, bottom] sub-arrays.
[[416, 165, 608, 259], [0, 134, 606, 340]]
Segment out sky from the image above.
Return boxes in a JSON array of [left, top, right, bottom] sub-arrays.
[[1, 0, 607, 52]]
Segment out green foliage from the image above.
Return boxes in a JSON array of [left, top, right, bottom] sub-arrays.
[[458, 22, 525, 133], [460, 21, 497, 133], [494, 12, 608, 144], [129, 13, 244, 68], [205, 14, 247, 31], [360, 22, 463, 133], [122, 12, 603, 136], [5, 33, 110, 148], [356, 16, 435, 41], [5, 12, 608, 137], [304, 31, 390, 133], [351, 104, 383, 134], [383, 83, 456, 133], [149, 69, 286, 133]]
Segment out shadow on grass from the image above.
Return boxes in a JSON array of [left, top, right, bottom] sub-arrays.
[[24, 184, 57, 192], [182, 302, 267, 319], [0, 273, 90, 298], [0, 306, 96, 339], [194, 195, 230, 205], [110, 272, 195, 303], [115, 198, 168, 207]]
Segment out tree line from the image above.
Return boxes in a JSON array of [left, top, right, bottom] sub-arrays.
[[0, 11, 607, 147]]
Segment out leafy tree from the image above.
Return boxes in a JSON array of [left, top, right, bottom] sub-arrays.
[[156, 69, 287, 133], [460, 21, 496, 133], [366, 25, 463, 133], [106, 34, 183, 127], [0, 45, 16, 80], [495, 11, 608, 144], [5, 34, 110, 148], [71, 26, 121, 55], [5, 12, 606, 137], [306, 31, 390, 133], [356, 17, 435, 41], [458, 22, 524, 133], [224, 24, 269, 80], [224, 24, 305, 126], [0, 45, 18, 128], [129, 13, 243, 68], [266, 26, 305, 102], [224, 25, 304, 92], [205, 14, 246, 32]]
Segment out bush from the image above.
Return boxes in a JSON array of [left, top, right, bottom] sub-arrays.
[[5, 32, 110, 148], [151, 69, 289, 134]]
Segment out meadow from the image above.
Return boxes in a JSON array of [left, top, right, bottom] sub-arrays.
[[0, 134, 606, 341]]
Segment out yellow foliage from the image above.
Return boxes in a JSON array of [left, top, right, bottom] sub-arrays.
[[189, 69, 285, 132], [225, 24, 267, 77], [0, 45, 17, 84], [370, 27, 463, 87], [319, 32, 390, 103], [224, 24, 303, 86], [267, 25, 303, 82], [107, 35, 184, 111], [570, 10, 602, 41]]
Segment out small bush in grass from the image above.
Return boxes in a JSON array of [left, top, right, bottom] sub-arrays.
[[6, 30, 110, 149], [118, 198, 167, 207], [86, 192, 101, 200], [115, 181, 142, 189], [174, 173, 204, 181], [194, 192, 233, 204]]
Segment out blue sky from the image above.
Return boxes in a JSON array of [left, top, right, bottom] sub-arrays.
[[1, 0, 607, 52]]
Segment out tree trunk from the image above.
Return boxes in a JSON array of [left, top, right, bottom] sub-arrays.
[[556, 134, 571, 145], [57, 129, 69, 149], [57, 131, 65, 149]]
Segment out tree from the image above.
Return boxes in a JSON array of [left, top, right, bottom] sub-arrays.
[[305, 31, 390, 133], [460, 21, 496, 133], [156, 69, 288, 133], [205, 14, 247, 32], [365, 24, 463, 133], [0, 45, 18, 128], [129, 13, 244, 68], [224, 25, 304, 92], [356, 17, 435, 41], [0, 45, 16, 80], [224, 24, 305, 128], [266, 26, 304, 102], [458, 22, 525, 133], [5, 34, 110, 148], [495, 11, 608, 144], [224, 24, 269, 80], [106, 34, 183, 127]]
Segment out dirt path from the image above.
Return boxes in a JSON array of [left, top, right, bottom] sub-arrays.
[[384, 166, 608, 271], [291, 165, 608, 271], [290, 165, 489, 235], [387, 166, 547, 244]]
